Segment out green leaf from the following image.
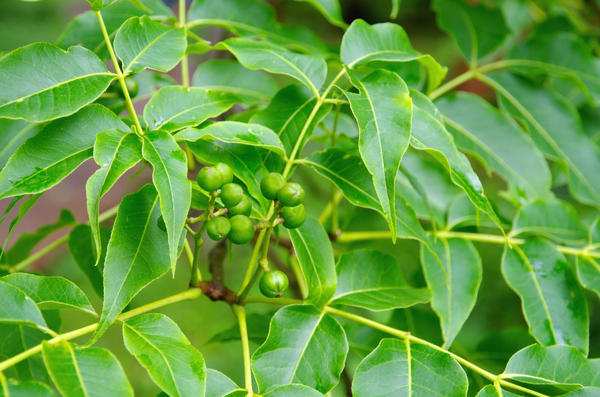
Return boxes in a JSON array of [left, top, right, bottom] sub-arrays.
[[492, 72, 600, 207], [219, 38, 327, 97], [206, 369, 238, 397], [0, 379, 55, 397], [114, 16, 186, 74], [0, 119, 39, 169], [252, 305, 348, 394], [294, 0, 346, 28], [0, 104, 127, 199], [93, 184, 170, 342], [68, 225, 111, 299], [141, 131, 191, 270], [87, 130, 142, 263], [0, 324, 50, 382], [0, 43, 114, 122], [331, 250, 430, 311], [1, 274, 94, 315], [501, 239, 589, 353], [4, 209, 76, 265], [42, 341, 133, 397], [510, 199, 588, 244], [301, 148, 382, 212], [264, 384, 324, 397], [143, 86, 239, 132], [577, 256, 600, 299], [187, 0, 328, 55], [0, 280, 47, 331], [432, 0, 510, 62], [187, 141, 270, 216], [58, 0, 173, 60], [352, 338, 468, 397], [123, 313, 206, 397], [340, 19, 447, 92], [288, 217, 337, 307], [410, 91, 502, 230], [175, 122, 285, 158], [207, 311, 272, 345], [420, 238, 482, 348], [503, 344, 600, 390], [251, 85, 331, 160], [475, 385, 520, 397], [192, 59, 278, 106], [345, 69, 412, 240], [436, 92, 551, 202]]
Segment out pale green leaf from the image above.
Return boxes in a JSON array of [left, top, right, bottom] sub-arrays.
[[252, 305, 348, 394], [475, 385, 519, 397], [0, 281, 47, 332], [345, 69, 412, 240], [340, 19, 446, 91], [42, 341, 133, 397], [123, 313, 206, 397], [352, 339, 468, 397], [206, 369, 237, 397], [294, 0, 346, 28], [436, 92, 551, 202], [114, 16, 186, 74], [1, 274, 94, 315], [220, 38, 327, 96], [577, 256, 600, 299], [288, 217, 337, 307], [0, 324, 50, 382], [0, 119, 39, 169], [420, 238, 481, 347], [93, 185, 170, 342], [192, 59, 278, 105], [264, 384, 324, 397], [0, 379, 55, 397], [0, 44, 114, 122], [0, 104, 127, 199], [502, 239, 589, 353], [331, 250, 430, 311], [175, 121, 285, 158], [143, 86, 239, 132]]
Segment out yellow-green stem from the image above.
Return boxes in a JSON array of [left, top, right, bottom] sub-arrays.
[[233, 305, 254, 397], [0, 288, 202, 372], [178, 0, 190, 87], [95, 10, 144, 135], [237, 228, 268, 297]]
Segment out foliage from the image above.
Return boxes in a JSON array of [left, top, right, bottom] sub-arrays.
[[0, 0, 599, 396]]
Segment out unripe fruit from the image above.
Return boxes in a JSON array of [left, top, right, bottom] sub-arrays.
[[215, 163, 234, 185], [259, 270, 289, 298], [197, 166, 223, 192], [157, 215, 166, 232], [277, 182, 305, 206], [221, 183, 244, 208], [206, 217, 231, 241], [228, 195, 252, 216], [228, 215, 255, 244], [281, 204, 306, 229], [122, 77, 139, 98], [260, 173, 285, 200]]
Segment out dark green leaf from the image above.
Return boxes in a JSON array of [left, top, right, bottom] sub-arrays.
[[252, 305, 348, 393], [143, 86, 239, 132], [352, 339, 468, 396], [123, 313, 206, 397], [288, 217, 337, 307], [0, 119, 39, 169], [0, 104, 127, 199], [502, 239, 589, 353], [42, 341, 133, 396], [420, 238, 481, 347], [87, 130, 142, 262], [0, 281, 48, 332], [0, 325, 50, 382], [93, 185, 170, 341], [475, 385, 519, 397], [345, 69, 412, 240], [114, 16, 186, 74], [331, 250, 430, 311], [68, 225, 111, 298], [577, 256, 600, 299], [0, 44, 114, 122], [294, 0, 346, 28]]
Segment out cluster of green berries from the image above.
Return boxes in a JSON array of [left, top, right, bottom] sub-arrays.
[[197, 163, 255, 245], [260, 173, 306, 229]]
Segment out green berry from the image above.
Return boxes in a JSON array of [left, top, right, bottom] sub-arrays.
[[260, 173, 285, 200], [215, 163, 234, 185], [122, 76, 139, 98], [228, 195, 252, 216], [206, 217, 231, 241], [277, 182, 305, 206], [157, 215, 166, 232], [228, 215, 255, 244], [259, 270, 289, 298], [197, 166, 224, 192], [221, 183, 244, 208], [281, 204, 306, 229]]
